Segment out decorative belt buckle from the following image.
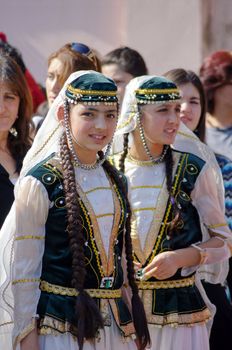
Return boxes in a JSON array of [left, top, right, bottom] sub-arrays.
[[100, 277, 114, 289]]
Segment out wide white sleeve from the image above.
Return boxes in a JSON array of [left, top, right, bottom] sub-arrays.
[[12, 176, 49, 348], [182, 164, 232, 284]]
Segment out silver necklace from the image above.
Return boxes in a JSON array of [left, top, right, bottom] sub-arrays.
[[137, 113, 168, 164]]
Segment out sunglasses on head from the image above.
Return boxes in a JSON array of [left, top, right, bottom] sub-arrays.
[[71, 42, 97, 68], [71, 42, 92, 56]]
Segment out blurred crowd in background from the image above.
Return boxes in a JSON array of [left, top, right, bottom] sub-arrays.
[[1, 28, 232, 350]]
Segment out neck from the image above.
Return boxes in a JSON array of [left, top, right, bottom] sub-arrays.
[[130, 131, 164, 161], [0, 131, 9, 151], [72, 143, 98, 165], [207, 104, 232, 128]]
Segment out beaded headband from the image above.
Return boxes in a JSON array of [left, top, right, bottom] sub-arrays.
[[65, 72, 118, 106], [135, 77, 181, 104]]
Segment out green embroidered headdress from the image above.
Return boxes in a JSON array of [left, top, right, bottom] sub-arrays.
[[135, 76, 181, 104], [116, 75, 181, 135], [65, 72, 118, 105]]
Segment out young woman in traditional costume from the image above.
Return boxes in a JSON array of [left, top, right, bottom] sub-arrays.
[[111, 75, 232, 350], [164, 67, 232, 350], [0, 71, 150, 350]]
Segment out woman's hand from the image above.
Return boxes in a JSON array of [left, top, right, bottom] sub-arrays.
[[21, 327, 39, 350], [140, 251, 180, 280]]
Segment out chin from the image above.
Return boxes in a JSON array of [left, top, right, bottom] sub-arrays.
[[164, 135, 176, 144], [90, 145, 107, 153]]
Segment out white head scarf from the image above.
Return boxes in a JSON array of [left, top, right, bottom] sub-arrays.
[[21, 70, 98, 178], [114, 75, 222, 184]]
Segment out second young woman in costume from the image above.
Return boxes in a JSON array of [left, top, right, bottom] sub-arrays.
[[165, 67, 232, 350], [112, 75, 232, 350], [0, 71, 149, 350]]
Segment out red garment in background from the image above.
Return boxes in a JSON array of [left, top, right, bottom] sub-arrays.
[[25, 69, 46, 112], [0, 32, 46, 112]]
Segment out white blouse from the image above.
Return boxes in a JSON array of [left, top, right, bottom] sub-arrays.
[[12, 162, 117, 347], [124, 153, 232, 283]]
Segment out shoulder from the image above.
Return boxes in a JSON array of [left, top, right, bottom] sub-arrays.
[[27, 153, 61, 174], [27, 153, 63, 186], [172, 149, 206, 172]]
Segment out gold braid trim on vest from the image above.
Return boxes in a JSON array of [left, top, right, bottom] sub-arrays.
[[40, 280, 122, 298], [137, 275, 195, 290]]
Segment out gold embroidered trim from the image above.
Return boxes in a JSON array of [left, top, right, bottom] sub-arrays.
[[129, 153, 181, 264], [13, 318, 37, 350], [43, 158, 123, 281], [177, 130, 198, 140], [39, 313, 135, 341], [208, 223, 228, 229], [199, 270, 217, 276], [143, 152, 181, 261], [67, 85, 117, 96], [40, 280, 122, 298], [106, 180, 123, 276], [32, 124, 61, 159], [131, 185, 162, 189], [39, 315, 74, 336], [137, 276, 195, 290], [133, 207, 156, 213], [85, 186, 111, 194], [208, 230, 228, 239], [148, 154, 187, 264], [76, 173, 121, 277], [135, 88, 179, 94], [140, 290, 211, 326], [44, 158, 63, 179], [109, 299, 136, 337], [117, 112, 136, 130], [12, 278, 40, 285], [15, 235, 45, 241], [96, 213, 114, 218], [126, 153, 165, 166]]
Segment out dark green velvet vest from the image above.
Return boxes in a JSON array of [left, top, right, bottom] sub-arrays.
[[144, 151, 205, 269], [119, 150, 211, 326], [27, 154, 135, 338]]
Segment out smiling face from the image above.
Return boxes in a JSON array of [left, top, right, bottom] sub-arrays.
[[179, 82, 202, 132], [67, 103, 118, 162], [0, 81, 20, 133], [139, 101, 180, 147]]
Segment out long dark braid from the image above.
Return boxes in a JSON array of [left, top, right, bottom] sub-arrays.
[[118, 133, 129, 173], [60, 133, 103, 350], [102, 158, 150, 350]]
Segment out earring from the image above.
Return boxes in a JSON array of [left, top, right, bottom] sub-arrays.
[[9, 127, 18, 137]]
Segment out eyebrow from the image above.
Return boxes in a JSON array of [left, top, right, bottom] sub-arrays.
[[189, 96, 200, 100], [5, 90, 18, 96], [155, 103, 172, 108], [85, 107, 117, 112]]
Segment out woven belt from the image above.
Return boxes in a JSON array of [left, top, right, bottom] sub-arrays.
[[40, 280, 122, 298], [137, 275, 195, 290]]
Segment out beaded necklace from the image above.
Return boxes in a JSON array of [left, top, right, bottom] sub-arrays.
[[136, 112, 168, 165]]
